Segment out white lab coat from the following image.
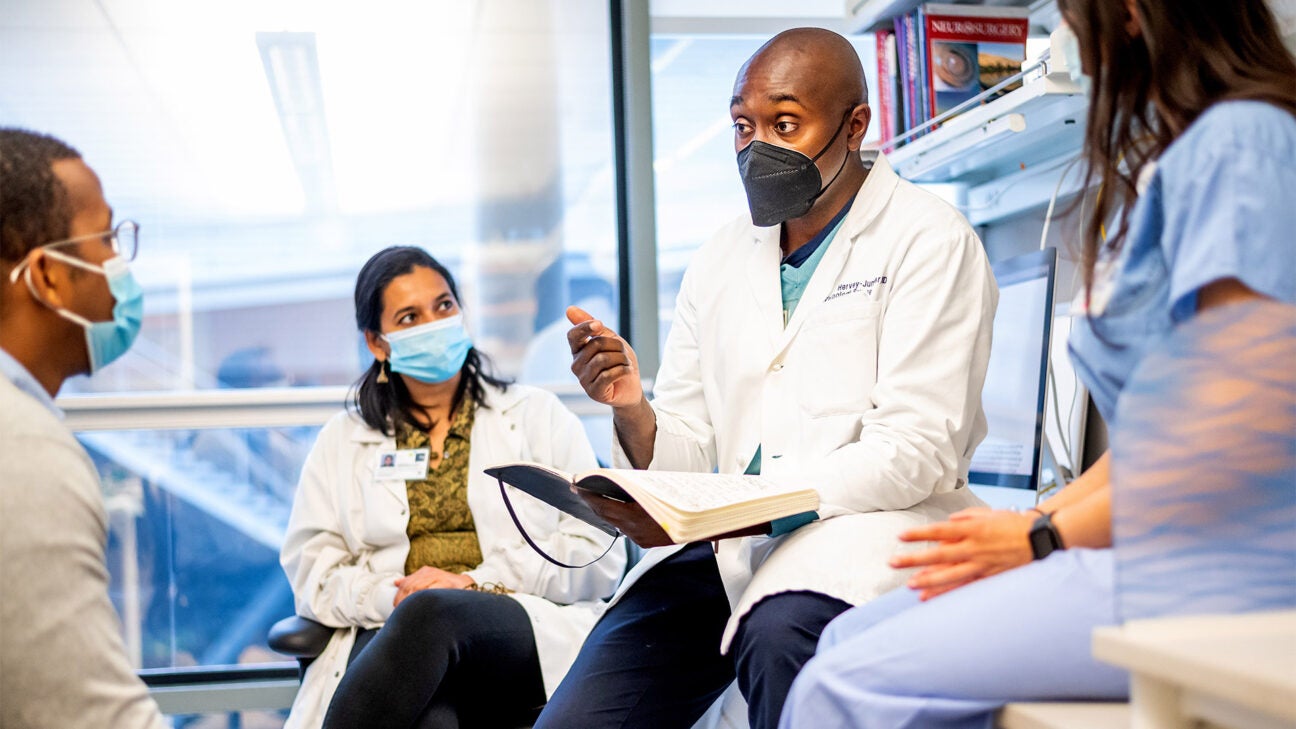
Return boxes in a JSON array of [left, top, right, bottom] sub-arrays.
[[612, 152, 998, 652], [280, 383, 625, 729]]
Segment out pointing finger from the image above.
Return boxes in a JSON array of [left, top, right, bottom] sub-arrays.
[[566, 305, 595, 326]]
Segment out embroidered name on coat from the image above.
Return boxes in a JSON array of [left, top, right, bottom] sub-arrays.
[[825, 276, 888, 302]]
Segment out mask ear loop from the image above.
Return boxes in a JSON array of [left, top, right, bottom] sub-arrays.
[[496, 477, 621, 569], [16, 250, 107, 329], [807, 110, 856, 204], [808, 108, 854, 164], [815, 138, 852, 195], [9, 252, 96, 329], [7, 259, 25, 284]]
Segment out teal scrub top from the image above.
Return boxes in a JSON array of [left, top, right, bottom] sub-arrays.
[[747, 200, 853, 534]]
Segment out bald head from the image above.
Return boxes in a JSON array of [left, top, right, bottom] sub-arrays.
[[732, 28, 867, 114]]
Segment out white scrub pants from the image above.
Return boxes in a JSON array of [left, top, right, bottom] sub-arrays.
[[779, 549, 1128, 729]]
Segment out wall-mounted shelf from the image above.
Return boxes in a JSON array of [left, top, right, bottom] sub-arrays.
[[870, 63, 1089, 225], [886, 70, 1085, 185]]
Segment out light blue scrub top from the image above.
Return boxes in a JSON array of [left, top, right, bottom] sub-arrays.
[[1069, 101, 1296, 424], [0, 347, 60, 417], [748, 200, 853, 534]]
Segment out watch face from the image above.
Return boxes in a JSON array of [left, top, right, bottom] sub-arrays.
[[1029, 516, 1060, 560], [1028, 527, 1052, 560]]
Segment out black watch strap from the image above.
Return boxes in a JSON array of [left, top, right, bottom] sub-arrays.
[[1028, 511, 1065, 560]]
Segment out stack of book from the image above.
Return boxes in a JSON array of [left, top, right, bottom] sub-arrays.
[[875, 3, 1030, 149]]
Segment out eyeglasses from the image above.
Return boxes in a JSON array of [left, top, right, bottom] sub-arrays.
[[41, 220, 140, 262]]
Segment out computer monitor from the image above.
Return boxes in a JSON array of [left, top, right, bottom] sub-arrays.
[[968, 248, 1057, 492]]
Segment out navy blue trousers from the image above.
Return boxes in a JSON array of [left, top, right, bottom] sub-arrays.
[[534, 542, 850, 729]]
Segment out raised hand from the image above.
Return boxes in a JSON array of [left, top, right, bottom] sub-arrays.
[[566, 305, 643, 408]]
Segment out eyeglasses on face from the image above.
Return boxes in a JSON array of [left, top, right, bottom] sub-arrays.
[[40, 220, 140, 262]]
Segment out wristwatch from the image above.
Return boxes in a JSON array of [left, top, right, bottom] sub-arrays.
[[1028, 510, 1065, 560]]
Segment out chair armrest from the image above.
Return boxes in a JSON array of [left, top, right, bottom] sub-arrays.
[[268, 615, 335, 659]]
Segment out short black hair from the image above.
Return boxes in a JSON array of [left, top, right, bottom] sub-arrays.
[[351, 245, 511, 436], [0, 128, 82, 264]]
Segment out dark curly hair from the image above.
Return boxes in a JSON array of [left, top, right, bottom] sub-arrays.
[[0, 128, 82, 264], [351, 246, 511, 436]]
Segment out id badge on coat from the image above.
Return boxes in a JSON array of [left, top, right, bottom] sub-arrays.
[[374, 448, 430, 480]]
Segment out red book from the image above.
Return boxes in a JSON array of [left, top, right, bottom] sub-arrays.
[[922, 4, 1030, 122], [875, 29, 897, 144]]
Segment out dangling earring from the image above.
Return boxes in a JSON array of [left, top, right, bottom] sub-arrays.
[[377, 359, 389, 384]]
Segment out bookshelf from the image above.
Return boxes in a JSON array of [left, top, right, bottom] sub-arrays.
[[846, 0, 1037, 33], [854, 0, 1083, 224]]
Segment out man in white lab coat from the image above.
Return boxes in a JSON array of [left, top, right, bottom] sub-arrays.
[[535, 28, 997, 729]]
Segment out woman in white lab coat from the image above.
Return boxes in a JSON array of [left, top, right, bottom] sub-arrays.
[[280, 246, 624, 729]]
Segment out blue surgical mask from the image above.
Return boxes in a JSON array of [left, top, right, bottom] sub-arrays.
[[12, 251, 144, 373], [382, 314, 472, 384]]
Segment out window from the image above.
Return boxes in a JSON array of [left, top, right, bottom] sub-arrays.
[[2, 1, 618, 703], [89, 425, 317, 671], [2, 0, 618, 395]]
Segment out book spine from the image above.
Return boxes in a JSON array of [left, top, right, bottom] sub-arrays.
[[888, 32, 903, 146], [903, 12, 921, 136], [894, 15, 913, 138], [875, 29, 894, 145], [916, 6, 931, 134], [922, 5, 937, 131]]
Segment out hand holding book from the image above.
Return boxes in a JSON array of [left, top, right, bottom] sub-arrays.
[[572, 488, 772, 548], [571, 489, 671, 548], [486, 462, 819, 556]]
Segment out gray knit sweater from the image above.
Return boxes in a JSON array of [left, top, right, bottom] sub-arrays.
[[0, 375, 166, 728]]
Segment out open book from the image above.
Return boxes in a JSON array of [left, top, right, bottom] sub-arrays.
[[484, 462, 819, 544]]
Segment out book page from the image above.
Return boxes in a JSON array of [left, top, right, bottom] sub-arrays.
[[618, 471, 795, 513]]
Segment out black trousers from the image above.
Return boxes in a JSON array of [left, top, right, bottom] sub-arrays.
[[533, 542, 851, 729], [322, 588, 546, 729]]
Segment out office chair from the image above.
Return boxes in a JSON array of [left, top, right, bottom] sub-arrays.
[[267, 614, 334, 673]]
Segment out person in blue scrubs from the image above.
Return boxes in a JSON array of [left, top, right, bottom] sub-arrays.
[[779, 1, 1296, 726]]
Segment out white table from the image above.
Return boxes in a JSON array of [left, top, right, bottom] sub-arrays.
[[1092, 610, 1296, 729], [998, 701, 1130, 729]]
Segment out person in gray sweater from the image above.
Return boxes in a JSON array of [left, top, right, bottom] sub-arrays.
[[0, 128, 166, 728]]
